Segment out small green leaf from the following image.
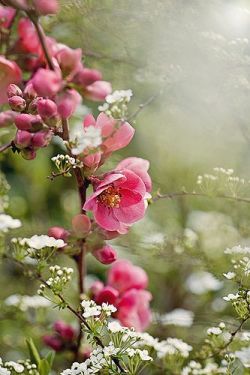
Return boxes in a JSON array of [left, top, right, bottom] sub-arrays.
[[45, 351, 55, 368], [38, 359, 51, 375], [26, 338, 41, 366]]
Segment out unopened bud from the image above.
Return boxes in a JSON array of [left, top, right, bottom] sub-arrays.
[[14, 130, 32, 149], [92, 245, 117, 265], [21, 148, 36, 160], [95, 286, 119, 305], [72, 214, 91, 237], [24, 83, 37, 101], [15, 114, 35, 130], [8, 96, 26, 112], [48, 226, 69, 242], [31, 130, 52, 148], [7, 84, 23, 98]]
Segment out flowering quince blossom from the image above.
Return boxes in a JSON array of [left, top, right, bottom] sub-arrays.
[[84, 169, 147, 232], [0, 6, 16, 29], [91, 260, 152, 331], [0, 56, 21, 104]]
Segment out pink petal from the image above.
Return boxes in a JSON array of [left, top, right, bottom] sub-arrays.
[[96, 113, 116, 137], [97, 172, 126, 189], [119, 169, 146, 195], [113, 200, 146, 224], [94, 204, 121, 231], [83, 113, 96, 128], [119, 189, 142, 207], [103, 122, 134, 152]]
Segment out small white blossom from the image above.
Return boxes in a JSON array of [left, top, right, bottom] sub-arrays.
[[0, 214, 21, 233], [5, 294, 51, 311], [223, 272, 236, 279], [186, 271, 223, 294], [105, 89, 133, 104], [159, 308, 194, 327], [81, 300, 101, 318], [24, 235, 65, 249], [108, 321, 124, 333], [223, 293, 240, 301], [207, 327, 222, 335], [155, 338, 192, 359], [103, 343, 120, 357]]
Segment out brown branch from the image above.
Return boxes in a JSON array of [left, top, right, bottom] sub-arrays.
[[153, 190, 250, 204], [0, 141, 13, 153], [127, 90, 163, 122]]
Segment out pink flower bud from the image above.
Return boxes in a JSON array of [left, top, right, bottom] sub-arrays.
[[93, 245, 117, 265], [73, 67, 102, 86], [21, 148, 36, 160], [48, 226, 69, 241], [95, 286, 119, 305], [0, 6, 16, 29], [53, 321, 75, 341], [89, 280, 104, 298], [56, 46, 82, 78], [8, 95, 26, 112], [28, 97, 43, 114], [7, 84, 23, 98], [37, 99, 57, 119], [32, 68, 62, 97], [72, 214, 91, 237], [85, 81, 112, 102], [33, 0, 59, 15], [56, 89, 81, 119], [0, 111, 16, 128], [31, 130, 52, 148], [14, 114, 35, 130], [23, 83, 37, 101], [14, 130, 32, 149], [43, 335, 63, 351]]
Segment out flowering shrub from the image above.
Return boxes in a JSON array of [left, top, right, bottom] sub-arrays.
[[1, 1, 250, 374]]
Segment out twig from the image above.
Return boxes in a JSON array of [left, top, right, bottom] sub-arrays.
[[127, 90, 163, 121], [47, 169, 72, 181], [153, 190, 250, 205], [0, 141, 13, 153]]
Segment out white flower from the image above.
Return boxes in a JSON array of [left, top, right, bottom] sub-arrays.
[[137, 349, 152, 361], [4, 362, 24, 373], [186, 271, 223, 294], [101, 303, 117, 316], [207, 327, 222, 335], [81, 300, 101, 318], [106, 89, 133, 104], [108, 321, 124, 333], [0, 368, 10, 375], [103, 343, 120, 357], [0, 214, 21, 233], [71, 124, 102, 155], [235, 347, 250, 367], [5, 294, 51, 311], [155, 338, 192, 359], [159, 308, 194, 327], [225, 245, 250, 255], [223, 272, 236, 279], [223, 293, 239, 301], [24, 235, 65, 249]]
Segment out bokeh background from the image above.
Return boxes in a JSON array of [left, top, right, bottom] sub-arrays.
[[1, 0, 250, 372]]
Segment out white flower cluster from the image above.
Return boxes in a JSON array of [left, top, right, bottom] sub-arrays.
[[98, 89, 133, 119], [4, 294, 51, 311], [155, 337, 193, 359], [38, 265, 73, 295], [12, 235, 65, 250], [235, 347, 250, 368], [0, 214, 21, 233], [51, 154, 83, 174], [225, 245, 250, 255], [185, 271, 222, 295], [81, 299, 117, 319], [0, 358, 37, 375], [182, 360, 227, 374], [70, 123, 102, 155], [157, 308, 194, 327]]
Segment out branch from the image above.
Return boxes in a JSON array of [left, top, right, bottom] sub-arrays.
[[127, 90, 163, 121], [153, 190, 250, 204], [0, 141, 13, 153]]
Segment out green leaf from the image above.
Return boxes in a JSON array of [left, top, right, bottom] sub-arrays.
[[26, 338, 41, 366], [38, 359, 51, 375], [45, 351, 55, 368]]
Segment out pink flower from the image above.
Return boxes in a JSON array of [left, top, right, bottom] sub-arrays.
[[83, 112, 134, 155], [95, 286, 119, 305], [56, 45, 82, 78], [116, 157, 152, 192], [116, 289, 152, 331], [32, 68, 62, 97], [48, 226, 69, 241], [43, 335, 63, 351], [84, 170, 146, 232], [84, 81, 112, 101], [56, 89, 81, 119], [0, 56, 22, 104], [53, 321, 75, 341], [73, 67, 102, 86], [93, 245, 117, 264], [108, 259, 148, 293], [0, 6, 16, 29], [33, 0, 59, 15], [17, 18, 41, 55]]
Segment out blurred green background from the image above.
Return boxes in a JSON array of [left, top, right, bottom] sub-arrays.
[[1, 0, 250, 372]]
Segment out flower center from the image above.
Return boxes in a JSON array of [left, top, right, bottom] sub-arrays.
[[98, 186, 121, 208]]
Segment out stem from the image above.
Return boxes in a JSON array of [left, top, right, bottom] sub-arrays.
[[27, 13, 55, 71], [0, 141, 13, 153], [154, 190, 250, 204]]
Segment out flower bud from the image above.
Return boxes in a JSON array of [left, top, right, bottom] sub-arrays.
[[95, 286, 119, 305], [48, 226, 69, 241], [72, 214, 91, 237], [0, 110, 16, 128], [93, 245, 117, 265], [74, 68, 102, 86], [32, 68, 62, 97], [23, 83, 37, 101], [21, 148, 36, 160], [7, 84, 23, 98], [43, 335, 63, 352], [28, 97, 43, 114], [89, 280, 104, 298], [14, 130, 32, 149], [31, 130, 52, 148], [37, 99, 57, 118], [33, 0, 59, 15], [14, 114, 35, 130], [85, 81, 112, 102], [53, 321, 75, 341], [56, 89, 81, 119], [8, 95, 26, 112]]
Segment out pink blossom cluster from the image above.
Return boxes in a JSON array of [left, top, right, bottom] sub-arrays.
[[43, 320, 76, 352], [90, 260, 152, 332], [0, 1, 153, 333]]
